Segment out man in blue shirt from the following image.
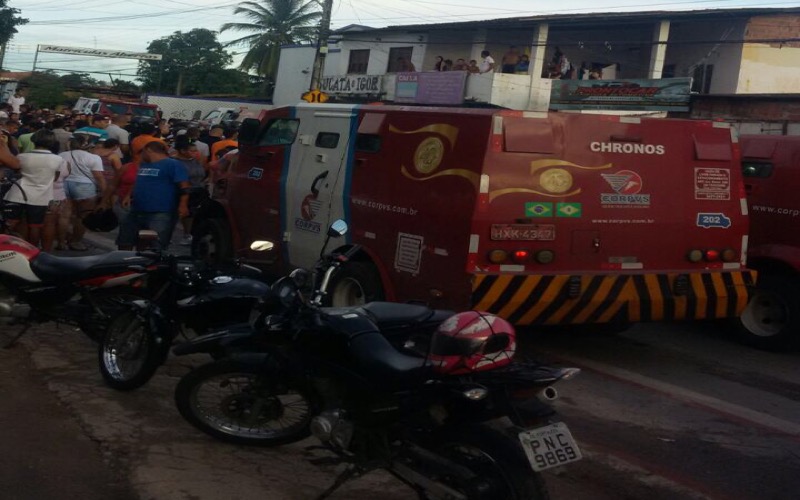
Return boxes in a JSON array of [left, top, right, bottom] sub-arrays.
[[117, 141, 189, 250], [74, 114, 110, 145]]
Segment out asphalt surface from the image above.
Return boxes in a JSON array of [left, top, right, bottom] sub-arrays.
[[1, 231, 797, 499], [0, 342, 136, 500]]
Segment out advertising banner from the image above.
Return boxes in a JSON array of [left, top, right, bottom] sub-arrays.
[[319, 75, 382, 94], [38, 44, 162, 61], [550, 77, 692, 111], [394, 71, 467, 105]]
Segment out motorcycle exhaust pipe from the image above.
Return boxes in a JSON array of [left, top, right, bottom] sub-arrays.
[[540, 386, 558, 401]]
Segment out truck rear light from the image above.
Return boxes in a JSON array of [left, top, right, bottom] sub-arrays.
[[704, 249, 720, 262], [488, 249, 508, 264], [534, 250, 555, 264], [721, 248, 737, 262], [512, 250, 531, 263], [687, 249, 703, 263]]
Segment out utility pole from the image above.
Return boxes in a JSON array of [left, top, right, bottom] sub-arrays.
[[309, 0, 333, 91], [0, 43, 6, 71]]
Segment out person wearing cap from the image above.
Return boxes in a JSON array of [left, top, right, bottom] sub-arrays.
[[210, 128, 238, 162], [130, 122, 166, 164], [75, 114, 110, 145]]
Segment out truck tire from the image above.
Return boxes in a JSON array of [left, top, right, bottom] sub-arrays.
[[192, 218, 233, 264], [738, 273, 800, 351], [326, 261, 384, 307]]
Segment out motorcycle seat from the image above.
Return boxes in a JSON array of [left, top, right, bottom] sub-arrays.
[[30, 251, 152, 283], [349, 331, 430, 388], [361, 302, 445, 327]]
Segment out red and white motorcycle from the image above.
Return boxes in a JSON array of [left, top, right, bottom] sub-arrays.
[[0, 234, 156, 343]]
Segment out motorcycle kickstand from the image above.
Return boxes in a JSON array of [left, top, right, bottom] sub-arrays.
[[315, 464, 364, 500], [3, 323, 31, 349]]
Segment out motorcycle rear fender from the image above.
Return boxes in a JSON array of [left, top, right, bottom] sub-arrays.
[[172, 324, 255, 356]]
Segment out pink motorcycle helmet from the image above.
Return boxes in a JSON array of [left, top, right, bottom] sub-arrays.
[[428, 311, 516, 375]]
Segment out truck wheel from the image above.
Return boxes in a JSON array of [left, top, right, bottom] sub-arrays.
[[192, 218, 233, 264], [738, 273, 800, 351], [326, 262, 384, 307]]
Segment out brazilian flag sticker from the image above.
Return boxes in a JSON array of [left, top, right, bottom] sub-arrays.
[[556, 202, 582, 218], [525, 202, 553, 217]]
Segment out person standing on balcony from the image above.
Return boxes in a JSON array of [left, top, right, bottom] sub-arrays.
[[501, 46, 520, 73], [479, 50, 495, 74], [396, 56, 416, 72]]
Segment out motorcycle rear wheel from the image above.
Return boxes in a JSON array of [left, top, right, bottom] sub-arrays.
[[174, 360, 317, 446], [413, 425, 549, 500], [98, 308, 166, 391], [78, 287, 149, 342]]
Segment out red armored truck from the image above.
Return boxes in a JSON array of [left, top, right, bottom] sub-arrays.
[[738, 135, 800, 349], [193, 104, 754, 328]]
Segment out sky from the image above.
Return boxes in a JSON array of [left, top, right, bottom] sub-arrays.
[[3, 0, 796, 82]]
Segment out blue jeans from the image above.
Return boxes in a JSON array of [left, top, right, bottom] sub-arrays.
[[117, 211, 175, 250]]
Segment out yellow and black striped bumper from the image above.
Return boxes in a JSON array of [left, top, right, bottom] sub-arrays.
[[471, 271, 756, 325]]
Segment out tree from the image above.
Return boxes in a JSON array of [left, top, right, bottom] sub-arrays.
[[0, 0, 27, 70], [138, 29, 233, 95], [59, 73, 102, 89], [220, 0, 320, 87], [23, 72, 66, 109]]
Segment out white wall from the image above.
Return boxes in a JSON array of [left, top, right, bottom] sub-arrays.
[[272, 45, 316, 107], [330, 31, 427, 76], [737, 44, 800, 93], [664, 20, 747, 94]]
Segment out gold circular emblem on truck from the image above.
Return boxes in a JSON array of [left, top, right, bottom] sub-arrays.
[[539, 168, 573, 194], [414, 137, 444, 174]]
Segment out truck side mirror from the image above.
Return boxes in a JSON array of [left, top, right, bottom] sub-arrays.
[[239, 118, 261, 145]]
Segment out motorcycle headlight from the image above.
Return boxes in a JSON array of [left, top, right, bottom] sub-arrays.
[[272, 277, 299, 309], [289, 268, 312, 289]]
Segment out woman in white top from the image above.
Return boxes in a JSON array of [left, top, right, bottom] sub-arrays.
[[60, 135, 106, 251], [2, 129, 67, 248], [42, 152, 71, 252]]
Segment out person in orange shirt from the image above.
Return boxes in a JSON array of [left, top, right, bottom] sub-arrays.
[[210, 128, 238, 161], [130, 122, 167, 163]]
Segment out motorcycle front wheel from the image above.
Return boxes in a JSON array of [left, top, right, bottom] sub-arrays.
[[79, 287, 149, 342], [174, 360, 318, 446], [410, 425, 549, 500], [98, 308, 167, 391]]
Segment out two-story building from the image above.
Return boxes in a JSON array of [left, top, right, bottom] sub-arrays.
[[272, 7, 800, 134]]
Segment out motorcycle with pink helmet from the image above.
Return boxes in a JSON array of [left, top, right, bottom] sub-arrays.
[[173, 220, 583, 499]]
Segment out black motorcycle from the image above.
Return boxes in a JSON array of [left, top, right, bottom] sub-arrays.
[[173, 221, 582, 499], [98, 251, 270, 391]]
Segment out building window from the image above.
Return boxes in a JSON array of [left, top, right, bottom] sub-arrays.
[[347, 49, 370, 74], [387, 47, 414, 73], [692, 64, 713, 94]]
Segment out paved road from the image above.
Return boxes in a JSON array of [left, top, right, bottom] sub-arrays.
[[0, 341, 136, 500], [1, 319, 797, 500]]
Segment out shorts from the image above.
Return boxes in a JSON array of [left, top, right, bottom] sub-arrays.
[[3, 202, 48, 226], [64, 180, 98, 201]]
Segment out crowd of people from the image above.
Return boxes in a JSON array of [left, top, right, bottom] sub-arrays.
[[0, 103, 239, 252]]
